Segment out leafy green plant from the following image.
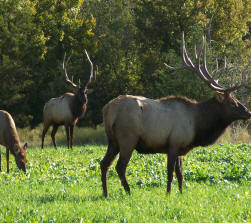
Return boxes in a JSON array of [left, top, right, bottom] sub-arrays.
[[0, 144, 250, 222]]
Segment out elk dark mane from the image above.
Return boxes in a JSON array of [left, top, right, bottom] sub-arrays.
[[69, 94, 87, 120], [191, 97, 233, 148]]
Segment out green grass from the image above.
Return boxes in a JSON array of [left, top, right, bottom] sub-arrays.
[[18, 124, 107, 147], [17, 124, 250, 148], [0, 144, 250, 222]]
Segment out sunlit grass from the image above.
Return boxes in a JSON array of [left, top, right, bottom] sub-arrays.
[[18, 124, 107, 147], [17, 123, 250, 148], [0, 144, 250, 222]]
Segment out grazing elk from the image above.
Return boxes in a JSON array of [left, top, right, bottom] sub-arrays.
[[100, 33, 251, 197], [0, 110, 28, 172], [41, 50, 97, 149]]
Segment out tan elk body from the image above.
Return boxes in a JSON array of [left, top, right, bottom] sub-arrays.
[[100, 33, 251, 197], [0, 110, 28, 172], [104, 95, 196, 152], [43, 93, 86, 127], [41, 50, 96, 149]]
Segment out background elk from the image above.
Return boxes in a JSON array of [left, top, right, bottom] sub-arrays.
[[41, 50, 97, 149], [100, 33, 251, 197], [0, 110, 28, 172]]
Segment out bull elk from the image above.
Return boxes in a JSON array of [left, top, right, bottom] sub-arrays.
[[41, 50, 97, 149], [0, 110, 28, 172], [100, 33, 251, 197]]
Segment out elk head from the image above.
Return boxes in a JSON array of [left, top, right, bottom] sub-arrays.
[[62, 50, 97, 105], [164, 32, 251, 121], [15, 143, 28, 172]]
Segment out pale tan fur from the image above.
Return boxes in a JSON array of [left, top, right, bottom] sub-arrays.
[[43, 93, 75, 126], [103, 95, 196, 152]]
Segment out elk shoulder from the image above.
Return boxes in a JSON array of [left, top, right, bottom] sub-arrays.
[[103, 95, 196, 153]]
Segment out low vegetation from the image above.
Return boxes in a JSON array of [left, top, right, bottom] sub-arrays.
[[0, 143, 250, 222], [17, 124, 251, 148], [18, 124, 107, 147]]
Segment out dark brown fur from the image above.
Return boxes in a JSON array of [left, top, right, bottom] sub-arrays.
[[69, 96, 87, 122]]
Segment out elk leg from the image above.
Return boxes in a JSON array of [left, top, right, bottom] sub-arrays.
[[6, 148, 9, 173], [69, 125, 74, 149], [175, 156, 183, 193], [51, 124, 59, 149], [167, 152, 177, 193], [100, 141, 119, 197], [64, 125, 70, 149], [115, 150, 133, 195], [41, 125, 50, 149]]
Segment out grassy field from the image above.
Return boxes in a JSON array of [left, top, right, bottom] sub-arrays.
[[17, 124, 251, 147], [0, 143, 250, 222]]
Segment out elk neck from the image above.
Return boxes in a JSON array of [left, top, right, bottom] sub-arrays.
[[5, 132, 21, 156], [191, 97, 233, 147], [70, 93, 87, 120]]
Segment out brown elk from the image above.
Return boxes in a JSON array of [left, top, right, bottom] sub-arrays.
[[0, 110, 28, 172], [100, 33, 251, 197], [41, 50, 97, 149]]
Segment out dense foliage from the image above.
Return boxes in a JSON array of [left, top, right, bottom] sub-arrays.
[[0, 144, 250, 222], [0, 0, 250, 127]]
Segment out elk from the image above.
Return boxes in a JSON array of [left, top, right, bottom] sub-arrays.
[[100, 33, 251, 197], [41, 50, 96, 149], [0, 110, 28, 172]]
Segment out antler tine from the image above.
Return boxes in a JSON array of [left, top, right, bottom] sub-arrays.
[[62, 53, 78, 88], [181, 34, 224, 91], [214, 58, 219, 73], [181, 32, 189, 66], [202, 41, 247, 93], [224, 56, 227, 70], [182, 32, 195, 68], [194, 44, 198, 60], [165, 33, 246, 93], [225, 69, 248, 93], [84, 49, 95, 89], [164, 32, 192, 72], [199, 37, 228, 91], [94, 65, 98, 80]]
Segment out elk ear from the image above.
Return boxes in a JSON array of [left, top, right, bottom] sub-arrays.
[[86, 89, 94, 94], [215, 92, 225, 103], [23, 143, 28, 150]]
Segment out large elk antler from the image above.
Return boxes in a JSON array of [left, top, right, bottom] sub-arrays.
[[62, 50, 97, 89], [62, 53, 78, 88], [84, 49, 97, 89], [164, 32, 246, 93]]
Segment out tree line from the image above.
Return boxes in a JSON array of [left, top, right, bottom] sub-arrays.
[[0, 0, 250, 128]]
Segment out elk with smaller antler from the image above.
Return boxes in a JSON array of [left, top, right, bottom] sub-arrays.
[[41, 50, 97, 149], [0, 110, 28, 172], [100, 33, 251, 197]]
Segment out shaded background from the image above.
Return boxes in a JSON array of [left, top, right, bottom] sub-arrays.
[[0, 0, 250, 129]]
